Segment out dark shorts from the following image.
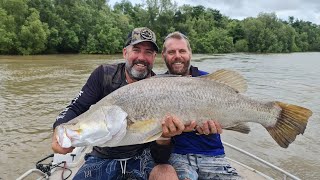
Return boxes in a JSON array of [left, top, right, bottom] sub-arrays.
[[169, 153, 242, 180], [73, 148, 154, 180]]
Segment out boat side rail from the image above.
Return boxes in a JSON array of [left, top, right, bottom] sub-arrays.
[[222, 141, 301, 180], [16, 169, 47, 180]]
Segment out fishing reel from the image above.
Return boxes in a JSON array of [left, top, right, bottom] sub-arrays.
[[35, 154, 54, 175]]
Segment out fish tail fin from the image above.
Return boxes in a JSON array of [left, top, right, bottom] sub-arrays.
[[266, 101, 312, 148]]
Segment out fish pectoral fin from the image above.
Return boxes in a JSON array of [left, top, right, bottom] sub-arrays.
[[224, 123, 250, 134], [200, 69, 248, 93], [102, 105, 128, 135], [127, 119, 162, 144], [102, 105, 128, 126], [128, 119, 159, 132], [143, 132, 163, 143]]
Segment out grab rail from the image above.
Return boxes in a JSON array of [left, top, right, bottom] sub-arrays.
[[222, 141, 301, 180], [16, 169, 47, 180]]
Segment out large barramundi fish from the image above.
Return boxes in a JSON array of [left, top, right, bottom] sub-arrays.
[[56, 69, 312, 148]]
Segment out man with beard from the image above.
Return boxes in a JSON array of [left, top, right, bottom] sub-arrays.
[[51, 27, 183, 180], [162, 31, 242, 180]]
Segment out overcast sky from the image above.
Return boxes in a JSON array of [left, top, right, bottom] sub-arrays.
[[109, 0, 320, 25]]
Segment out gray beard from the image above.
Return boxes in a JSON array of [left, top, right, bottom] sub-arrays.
[[125, 60, 151, 81]]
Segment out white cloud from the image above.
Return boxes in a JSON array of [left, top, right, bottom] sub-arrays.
[[109, 0, 320, 24]]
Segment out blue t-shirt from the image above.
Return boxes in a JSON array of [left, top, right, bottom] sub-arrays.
[[172, 67, 225, 156]]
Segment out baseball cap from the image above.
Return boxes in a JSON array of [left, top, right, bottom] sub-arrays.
[[124, 27, 159, 52]]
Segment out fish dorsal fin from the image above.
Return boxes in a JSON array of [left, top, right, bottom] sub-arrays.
[[200, 69, 247, 93]]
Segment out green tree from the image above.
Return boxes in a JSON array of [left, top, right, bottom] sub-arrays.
[[242, 18, 264, 52], [295, 32, 309, 51], [206, 8, 225, 28], [276, 25, 297, 52], [227, 20, 245, 44], [291, 20, 320, 51], [1, 0, 320, 55], [0, 8, 16, 54], [193, 28, 234, 53], [1, 0, 29, 26], [234, 39, 248, 52], [27, 0, 64, 53], [17, 8, 49, 55]]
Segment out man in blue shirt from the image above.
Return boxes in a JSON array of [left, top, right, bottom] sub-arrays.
[[162, 32, 242, 180]]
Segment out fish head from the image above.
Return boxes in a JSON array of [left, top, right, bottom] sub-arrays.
[[56, 105, 128, 147], [78, 105, 128, 147]]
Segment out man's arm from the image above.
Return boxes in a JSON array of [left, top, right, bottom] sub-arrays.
[[150, 115, 187, 164], [52, 65, 104, 154], [53, 65, 104, 129], [150, 116, 223, 164]]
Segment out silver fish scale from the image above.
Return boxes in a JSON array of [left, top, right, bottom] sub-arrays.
[[103, 77, 280, 128]]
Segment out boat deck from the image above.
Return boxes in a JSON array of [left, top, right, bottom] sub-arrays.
[[17, 142, 300, 180]]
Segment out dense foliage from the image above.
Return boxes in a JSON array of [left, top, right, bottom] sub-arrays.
[[1, 0, 320, 55]]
